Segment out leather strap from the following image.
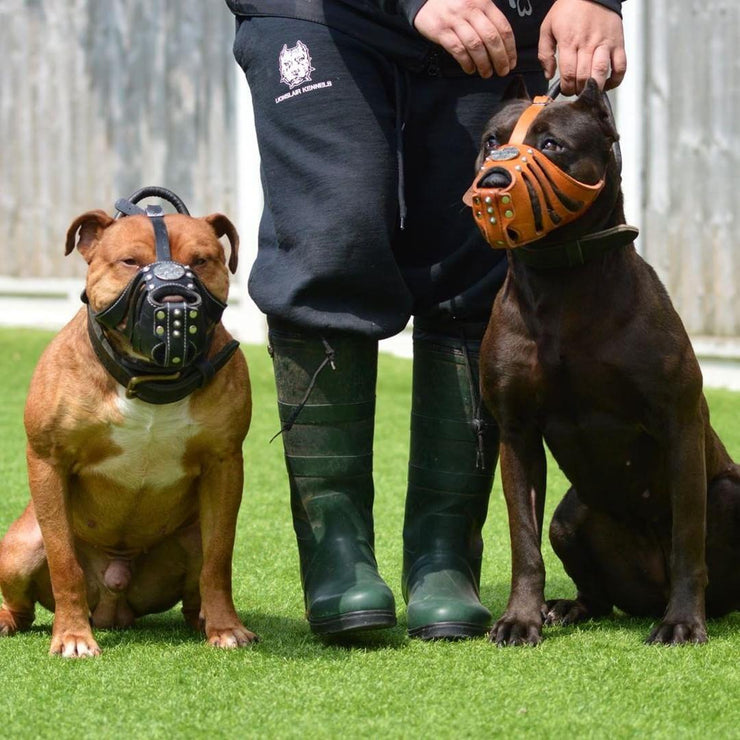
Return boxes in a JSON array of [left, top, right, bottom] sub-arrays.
[[509, 95, 550, 144], [86, 309, 239, 404], [512, 225, 639, 270]]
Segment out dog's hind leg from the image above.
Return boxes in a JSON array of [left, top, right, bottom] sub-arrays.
[[705, 467, 740, 617], [547, 489, 614, 625], [0, 503, 50, 634], [548, 488, 671, 625]]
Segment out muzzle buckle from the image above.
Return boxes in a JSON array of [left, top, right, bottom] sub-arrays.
[[126, 372, 182, 399]]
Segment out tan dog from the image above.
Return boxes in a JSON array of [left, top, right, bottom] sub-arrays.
[[0, 198, 256, 656]]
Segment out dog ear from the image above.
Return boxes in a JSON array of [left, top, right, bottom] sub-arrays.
[[203, 214, 240, 274], [65, 210, 114, 261], [573, 78, 619, 145], [502, 75, 531, 102]]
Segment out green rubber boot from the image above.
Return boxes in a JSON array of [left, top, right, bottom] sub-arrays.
[[268, 319, 396, 636], [402, 320, 499, 640]]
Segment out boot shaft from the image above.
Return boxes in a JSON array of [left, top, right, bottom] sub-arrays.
[[267, 320, 395, 631], [403, 321, 500, 595]]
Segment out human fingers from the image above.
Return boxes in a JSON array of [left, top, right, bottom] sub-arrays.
[[605, 45, 627, 90], [576, 44, 611, 91], [430, 25, 477, 74], [413, 0, 515, 77], [556, 42, 578, 95], [480, 2, 517, 71], [537, 18, 557, 81], [468, 5, 516, 76]]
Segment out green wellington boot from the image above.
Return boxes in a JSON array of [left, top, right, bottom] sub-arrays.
[[268, 319, 396, 635], [402, 321, 499, 640]]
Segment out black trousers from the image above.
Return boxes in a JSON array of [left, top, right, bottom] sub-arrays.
[[234, 17, 546, 338]]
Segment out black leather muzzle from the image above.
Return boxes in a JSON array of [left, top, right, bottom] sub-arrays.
[[91, 188, 225, 370], [93, 259, 226, 369]]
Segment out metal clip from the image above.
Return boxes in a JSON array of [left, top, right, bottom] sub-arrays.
[[126, 372, 181, 399]]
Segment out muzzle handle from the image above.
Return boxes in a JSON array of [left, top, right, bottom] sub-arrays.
[[124, 186, 191, 215]]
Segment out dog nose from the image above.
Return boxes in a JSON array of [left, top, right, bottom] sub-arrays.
[[161, 294, 187, 304], [479, 168, 512, 189]]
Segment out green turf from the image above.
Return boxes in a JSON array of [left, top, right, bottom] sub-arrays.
[[0, 327, 738, 738]]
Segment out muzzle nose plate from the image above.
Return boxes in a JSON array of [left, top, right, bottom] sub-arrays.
[[487, 146, 519, 162], [152, 262, 187, 281]]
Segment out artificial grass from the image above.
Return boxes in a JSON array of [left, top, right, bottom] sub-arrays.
[[0, 326, 738, 738]]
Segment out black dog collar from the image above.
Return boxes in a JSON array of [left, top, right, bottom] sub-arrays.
[[511, 224, 639, 270]]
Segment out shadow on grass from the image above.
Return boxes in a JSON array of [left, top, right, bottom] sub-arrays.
[[13, 601, 740, 657], [481, 579, 740, 647], [243, 610, 410, 656]]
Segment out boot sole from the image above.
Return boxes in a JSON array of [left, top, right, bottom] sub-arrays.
[[309, 610, 397, 636], [408, 621, 489, 641]]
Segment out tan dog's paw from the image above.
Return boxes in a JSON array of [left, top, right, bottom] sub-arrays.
[[50, 627, 101, 658], [0, 605, 34, 635], [207, 624, 258, 649]]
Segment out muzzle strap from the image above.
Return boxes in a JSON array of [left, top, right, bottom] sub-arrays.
[[114, 199, 175, 263], [144, 205, 172, 262], [87, 309, 240, 404], [508, 95, 550, 144]]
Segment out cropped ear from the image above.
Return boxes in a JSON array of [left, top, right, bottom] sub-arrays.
[[65, 210, 114, 261], [573, 78, 619, 145], [502, 75, 531, 102], [203, 213, 240, 274]]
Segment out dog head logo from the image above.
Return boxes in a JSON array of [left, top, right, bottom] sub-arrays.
[[279, 41, 315, 90]]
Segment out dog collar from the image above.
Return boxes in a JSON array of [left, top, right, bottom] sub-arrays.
[[464, 95, 605, 249], [87, 308, 239, 404], [511, 224, 639, 270]]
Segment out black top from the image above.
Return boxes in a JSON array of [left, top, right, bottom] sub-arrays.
[[225, 0, 623, 75]]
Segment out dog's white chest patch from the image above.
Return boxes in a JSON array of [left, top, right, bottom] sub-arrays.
[[89, 390, 199, 489]]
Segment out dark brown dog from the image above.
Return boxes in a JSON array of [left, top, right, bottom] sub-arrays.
[[476, 80, 740, 645], [0, 202, 256, 656]]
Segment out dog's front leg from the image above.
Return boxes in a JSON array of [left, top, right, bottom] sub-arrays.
[[27, 450, 100, 657], [491, 429, 548, 646], [197, 451, 257, 648], [647, 416, 708, 645]]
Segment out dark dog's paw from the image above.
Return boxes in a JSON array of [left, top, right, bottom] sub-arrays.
[[489, 613, 543, 646], [544, 599, 591, 626], [646, 619, 708, 646]]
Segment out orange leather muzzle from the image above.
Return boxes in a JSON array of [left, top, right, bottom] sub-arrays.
[[463, 96, 605, 249]]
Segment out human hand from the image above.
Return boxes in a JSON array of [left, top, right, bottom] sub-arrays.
[[413, 0, 517, 78], [538, 0, 626, 95]]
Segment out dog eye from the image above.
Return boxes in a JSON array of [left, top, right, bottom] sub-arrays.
[[484, 135, 499, 153], [190, 257, 208, 268], [121, 258, 140, 267], [541, 138, 565, 153]]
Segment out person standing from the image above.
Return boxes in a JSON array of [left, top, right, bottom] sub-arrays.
[[226, 0, 626, 639]]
